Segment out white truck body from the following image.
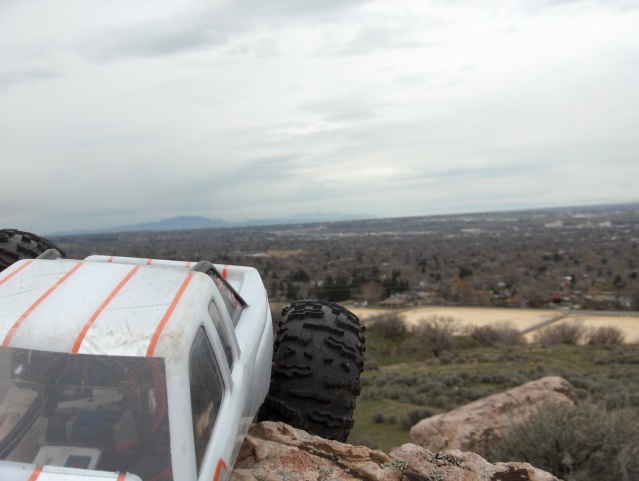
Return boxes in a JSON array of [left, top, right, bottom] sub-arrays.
[[0, 255, 273, 481]]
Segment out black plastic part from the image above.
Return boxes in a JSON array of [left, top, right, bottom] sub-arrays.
[[260, 300, 365, 441], [191, 260, 246, 325]]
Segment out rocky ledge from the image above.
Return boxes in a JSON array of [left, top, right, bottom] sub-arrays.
[[410, 376, 577, 456], [231, 421, 560, 481]]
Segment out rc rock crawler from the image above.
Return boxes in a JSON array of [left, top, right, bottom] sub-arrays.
[[0, 229, 364, 481]]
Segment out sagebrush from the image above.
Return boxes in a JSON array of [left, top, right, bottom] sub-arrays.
[[490, 401, 639, 481]]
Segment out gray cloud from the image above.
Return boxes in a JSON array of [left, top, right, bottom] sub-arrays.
[[299, 96, 379, 122], [0, 67, 59, 89], [85, 15, 232, 62], [1, 0, 638, 233], [84, 0, 373, 62], [542, 0, 639, 10], [326, 25, 426, 57], [228, 0, 370, 18]]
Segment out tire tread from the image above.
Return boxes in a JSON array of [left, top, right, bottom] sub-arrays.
[[0, 229, 65, 272], [260, 299, 365, 441]]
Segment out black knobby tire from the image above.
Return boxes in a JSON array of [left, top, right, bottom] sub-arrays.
[[0, 229, 65, 272], [261, 300, 365, 441]]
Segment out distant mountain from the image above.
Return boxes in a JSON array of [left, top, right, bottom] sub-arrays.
[[110, 216, 230, 232], [50, 213, 370, 236], [50, 216, 229, 236]]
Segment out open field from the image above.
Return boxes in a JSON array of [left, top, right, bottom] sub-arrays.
[[352, 306, 563, 331], [351, 306, 639, 342]]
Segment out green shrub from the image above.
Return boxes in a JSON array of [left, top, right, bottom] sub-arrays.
[[400, 408, 434, 431], [371, 412, 385, 424], [490, 402, 639, 481], [439, 352, 456, 364], [349, 433, 381, 450], [362, 368, 539, 409], [364, 358, 379, 371]]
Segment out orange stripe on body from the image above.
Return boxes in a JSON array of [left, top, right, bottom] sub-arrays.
[[147, 259, 153, 265], [27, 466, 43, 481], [214, 459, 228, 481], [116, 473, 127, 481], [146, 272, 194, 357], [72, 265, 141, 354], [107, 256, 114, 262], [3, 263, 83, 347], [222, 265, 228, 279], [0, 260, 33, 287]]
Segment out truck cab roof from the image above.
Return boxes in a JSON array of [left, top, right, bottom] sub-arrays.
[[0, 255, 257, 358]]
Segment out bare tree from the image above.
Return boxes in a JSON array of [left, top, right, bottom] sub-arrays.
[[586, 326, 626, 347], [367, 313, 407, 341], [534, 321, 585, 346], [470, 323, 523, 352], [410, 316, 458, 357]]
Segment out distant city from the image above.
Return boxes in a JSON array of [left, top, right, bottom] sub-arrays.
[[53, 201, 639, 313]]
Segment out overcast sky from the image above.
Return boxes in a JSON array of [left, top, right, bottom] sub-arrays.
[[2, 0, 638, 233]]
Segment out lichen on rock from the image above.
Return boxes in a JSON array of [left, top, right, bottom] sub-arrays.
[[230, 421, 560, 481]]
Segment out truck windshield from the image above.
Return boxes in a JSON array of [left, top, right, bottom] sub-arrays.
[[0, 347, 172, 480]]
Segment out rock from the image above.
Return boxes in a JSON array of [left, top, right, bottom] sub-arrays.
[[410, 376, 577, 456], [393, 445, 559, 481], [230, 421, 560, 481]]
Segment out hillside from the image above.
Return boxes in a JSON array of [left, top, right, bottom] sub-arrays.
[[352, 323, 639, 453]]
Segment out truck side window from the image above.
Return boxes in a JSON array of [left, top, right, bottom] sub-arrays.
[[208, 300, 234, 369], [189, 327, 224, 475]]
